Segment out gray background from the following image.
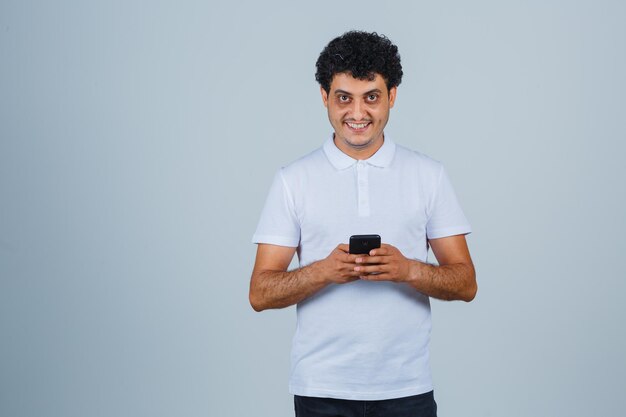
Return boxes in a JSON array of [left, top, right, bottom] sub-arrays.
[[1, 1, 625, 416]]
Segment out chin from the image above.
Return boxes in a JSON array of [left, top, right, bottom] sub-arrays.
[[346, 138, 374, 149]]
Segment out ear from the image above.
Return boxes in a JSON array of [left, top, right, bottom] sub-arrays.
[[320, 86, 329, 108], [388, 86, 397, 108]]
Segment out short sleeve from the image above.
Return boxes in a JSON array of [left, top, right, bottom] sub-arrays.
[[425, 166, 472, 239], [252, 168, 300, 247]]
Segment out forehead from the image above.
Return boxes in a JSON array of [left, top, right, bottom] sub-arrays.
[[329, 72, 386, 93]]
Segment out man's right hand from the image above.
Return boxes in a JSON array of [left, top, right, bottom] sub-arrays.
[[313, 244, 363, 285]]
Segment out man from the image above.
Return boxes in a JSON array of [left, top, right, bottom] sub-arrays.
[[249, 31, 476, 417]]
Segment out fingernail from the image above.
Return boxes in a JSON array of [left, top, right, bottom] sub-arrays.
[[354, 267, 360, 271], [356, 258, 362, 263]]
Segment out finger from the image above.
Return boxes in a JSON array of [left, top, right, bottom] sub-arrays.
[[344, 262, 362, 270], [354, 264, 385, 274], [369, 247, 389, 256], [344, 269, 365, 279], [341, 253, 360, 263], [334, 268, 360, 280], [337, 244, 350, 253], [361, 272, 391, 281], [355, 255, 386, 264]]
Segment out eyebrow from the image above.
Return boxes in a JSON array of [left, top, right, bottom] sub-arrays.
[[334, 89, 382, 96]]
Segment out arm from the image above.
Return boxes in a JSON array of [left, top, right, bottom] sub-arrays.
[[413, 234, 476, 301], [354, 234, 477, 302], [249, 243, 361, 312]]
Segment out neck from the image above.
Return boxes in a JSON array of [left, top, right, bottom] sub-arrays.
[[333, 134, 384, 160]]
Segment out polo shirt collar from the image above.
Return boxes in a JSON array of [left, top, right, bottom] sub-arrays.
[[323, 134, 396, 170]]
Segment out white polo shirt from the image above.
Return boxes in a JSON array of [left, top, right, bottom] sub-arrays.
[[252, 135, 471, 400]]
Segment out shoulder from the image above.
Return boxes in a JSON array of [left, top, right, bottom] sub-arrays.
[[280, 146, 329, 178], [266, 145, 330, 196], [393, 143, 443, 176]]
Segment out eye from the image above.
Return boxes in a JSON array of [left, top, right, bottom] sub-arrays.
[[366, 94, 379, 102], [339, 95, 350, 103]]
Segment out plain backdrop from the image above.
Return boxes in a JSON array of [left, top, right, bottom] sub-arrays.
[[1, 1, 625, 416]]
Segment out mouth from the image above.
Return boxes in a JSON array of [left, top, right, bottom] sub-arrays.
[[345, 121, 371, 132]]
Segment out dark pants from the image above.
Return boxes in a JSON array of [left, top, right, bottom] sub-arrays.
[[294, 391, 437, 417]]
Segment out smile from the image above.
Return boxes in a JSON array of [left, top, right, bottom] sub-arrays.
[[346, 122, 370, 130]]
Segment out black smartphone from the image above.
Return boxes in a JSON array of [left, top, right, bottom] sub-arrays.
[[349, 234, 381, 255]]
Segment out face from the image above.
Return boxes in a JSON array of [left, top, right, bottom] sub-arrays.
[[321, 72, 397, 159]]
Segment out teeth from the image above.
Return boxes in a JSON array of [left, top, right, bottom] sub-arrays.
[[347, 122, 368, 129]]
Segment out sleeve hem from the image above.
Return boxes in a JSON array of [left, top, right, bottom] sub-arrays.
[[427, 226, 472, 240], [252, 234, 299, 247]]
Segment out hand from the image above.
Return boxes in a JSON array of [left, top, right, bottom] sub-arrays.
[[314, 244, 362, 285], [353, 243, 418, 282]]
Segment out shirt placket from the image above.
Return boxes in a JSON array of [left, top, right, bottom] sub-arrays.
[[356, 161, 370, 217]]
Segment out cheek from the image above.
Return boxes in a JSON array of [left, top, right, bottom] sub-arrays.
[[331, 109, 348, 121], [374, 108, 389, 121]]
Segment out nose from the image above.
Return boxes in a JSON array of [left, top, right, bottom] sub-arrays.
[[351, 99, 365, 120]]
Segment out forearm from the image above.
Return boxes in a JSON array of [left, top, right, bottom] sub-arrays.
[[249, 262, 327, 311], [406, 260, 477, 302]]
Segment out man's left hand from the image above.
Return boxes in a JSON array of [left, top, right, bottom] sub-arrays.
[[353, 243, 416, 282]]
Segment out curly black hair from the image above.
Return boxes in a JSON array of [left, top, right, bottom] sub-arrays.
[[315, 31, 403, 93]]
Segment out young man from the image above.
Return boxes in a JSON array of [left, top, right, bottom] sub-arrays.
[[250, 31, 476, 417]]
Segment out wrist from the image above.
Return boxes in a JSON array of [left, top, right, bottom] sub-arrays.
[[307, 259, 330, 286], [407, 259, 429, 286]]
